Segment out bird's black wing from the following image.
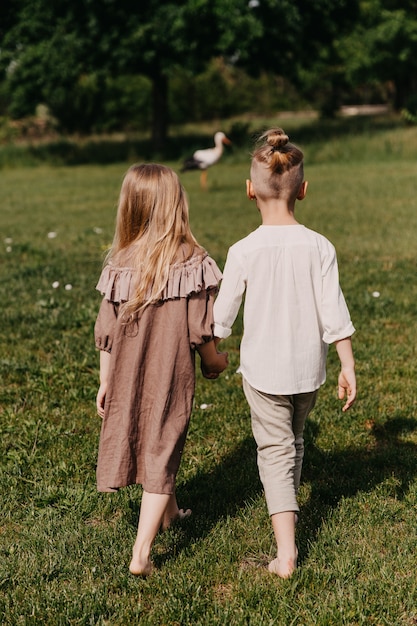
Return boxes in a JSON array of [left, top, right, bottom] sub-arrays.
[[181, 157, 204, 172]]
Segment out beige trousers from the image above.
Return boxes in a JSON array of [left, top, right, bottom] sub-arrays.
[[242, 377, 318, 516]]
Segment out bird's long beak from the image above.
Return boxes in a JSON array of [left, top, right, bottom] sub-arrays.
[[222, 136, 232, 145]]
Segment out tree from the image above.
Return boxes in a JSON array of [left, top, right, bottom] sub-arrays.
[[0, 0, 360, 147], [215, 0, 359, 78], [131, 0, 359, 140], [336, 0, 417, 110], [0, 1, 219, 145]]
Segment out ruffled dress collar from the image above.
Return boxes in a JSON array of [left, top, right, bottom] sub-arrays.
[[96, 248, 222, 304]]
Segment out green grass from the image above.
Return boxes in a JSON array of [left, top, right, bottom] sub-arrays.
[[1, 118, 417, 624]]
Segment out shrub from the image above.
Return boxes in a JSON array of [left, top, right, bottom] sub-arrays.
[[402, 93, 417, 125]]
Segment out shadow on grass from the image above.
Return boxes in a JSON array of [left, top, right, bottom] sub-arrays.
[[0, 115, 405, 168], [0, 133, 215, 168], [148, 410, 417, 568], [287, 113, 403, 147], [150, 435, 262, 568], [298, 412, 417, 562]]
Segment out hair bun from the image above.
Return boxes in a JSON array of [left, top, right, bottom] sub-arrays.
[[266, 128, 289, 151]]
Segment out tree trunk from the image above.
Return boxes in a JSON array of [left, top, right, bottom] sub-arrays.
[[151, 70, 169, 153]]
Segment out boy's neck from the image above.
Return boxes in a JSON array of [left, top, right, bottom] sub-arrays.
[[258, 199, 299, 226]]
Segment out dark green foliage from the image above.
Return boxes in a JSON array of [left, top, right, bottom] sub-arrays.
[[0, 0, 360, 143]]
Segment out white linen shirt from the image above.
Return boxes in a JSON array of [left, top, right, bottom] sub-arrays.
[[213, 225, 355, 395]]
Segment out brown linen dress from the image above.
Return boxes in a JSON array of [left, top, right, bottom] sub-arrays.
[[94, 247, 222, 494]]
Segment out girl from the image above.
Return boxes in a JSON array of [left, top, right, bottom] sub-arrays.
[[213, 129, 356, 578], [94, 163, 228, 576]]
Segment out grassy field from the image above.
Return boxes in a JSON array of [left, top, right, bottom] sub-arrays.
[[1, 117, 417, 624]]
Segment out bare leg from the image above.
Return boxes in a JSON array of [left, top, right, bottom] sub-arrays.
[[129, 491, 192, 575], [268, 511, 298, 578], [129, 491, 171, 576], [161, 493, 192, 531]]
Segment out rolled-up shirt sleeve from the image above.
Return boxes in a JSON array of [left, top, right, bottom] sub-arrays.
[[321, 248, 355, 344], [213, 248, 246, 339]]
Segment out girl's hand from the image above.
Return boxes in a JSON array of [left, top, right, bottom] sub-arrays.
[[96, 382, 107, 418], [97, 351, 111, 418], [197, 340, 229, 380], [201, 351, 228, 379]]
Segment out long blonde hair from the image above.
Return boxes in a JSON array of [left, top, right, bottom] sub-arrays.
[[251, 128, 304, 201], [107, 163, 203, 316]]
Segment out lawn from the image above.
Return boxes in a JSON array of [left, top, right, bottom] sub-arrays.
[[1, 117, 417, 624]]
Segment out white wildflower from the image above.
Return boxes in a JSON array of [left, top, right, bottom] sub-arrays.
[[52, 281, 59, 288], [47, 231, 57, 239], [372, 291, 380, 298]]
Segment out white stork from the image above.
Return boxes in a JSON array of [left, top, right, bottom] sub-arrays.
[[181, 131, 232, 190]]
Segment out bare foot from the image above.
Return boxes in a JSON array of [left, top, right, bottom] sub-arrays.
[[161, 507, 192, 531], [129, 546, 153, 577], [268, 548, 298, 579]]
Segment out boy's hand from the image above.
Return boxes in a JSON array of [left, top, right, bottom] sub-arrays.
[[338, 368, 356, 412]]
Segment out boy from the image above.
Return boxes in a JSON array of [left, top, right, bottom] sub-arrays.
[[213, 129, 356, 578]]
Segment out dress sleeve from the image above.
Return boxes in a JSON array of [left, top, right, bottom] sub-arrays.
[[94, 263, 133, 352], [161, 252, 221, 348], [94, 299, 119, 352], [188, 287, 217, 348]]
